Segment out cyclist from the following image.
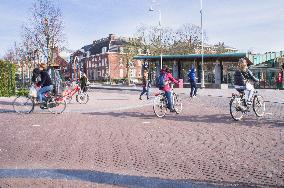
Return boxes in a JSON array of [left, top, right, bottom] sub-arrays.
[[159, 66, 179, 112], [37, 63, 54, 106], [234, 57, 259, 105]]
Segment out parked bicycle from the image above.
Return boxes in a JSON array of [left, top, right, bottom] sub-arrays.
[[13, 84, 67, 114], [153, 86, 182, 118], [229, 90, 265, 121], [63, 81, 89, 104]]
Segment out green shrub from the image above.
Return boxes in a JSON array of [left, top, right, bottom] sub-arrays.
[[0, 60, 16, 96], [16, 88, 29, 96]]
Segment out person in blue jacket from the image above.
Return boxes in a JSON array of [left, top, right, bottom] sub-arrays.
[[188, 65, 197, 97]]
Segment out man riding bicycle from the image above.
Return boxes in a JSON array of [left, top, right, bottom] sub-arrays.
[[36, 63, 54, 106], [234, 57, 259, 106], [157, 66, 179, 112]]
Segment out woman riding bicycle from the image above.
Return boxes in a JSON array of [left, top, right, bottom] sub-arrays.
[[234, 58, 259, 105], [158, 66, 179, 112]]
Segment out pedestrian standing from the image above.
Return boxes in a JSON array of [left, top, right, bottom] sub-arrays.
[[80, 73, 88, 92], [188, 65, 197, 97], [139, 70, 150, 100]]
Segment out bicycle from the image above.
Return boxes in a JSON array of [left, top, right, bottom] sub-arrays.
[[13, 85, 67, 114], [153, 86, 182, 118], [229, 90, 265, 121], [63, 81, 89, 104]]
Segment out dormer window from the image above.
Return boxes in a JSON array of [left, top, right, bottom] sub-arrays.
[[102, 47, 107, 53]]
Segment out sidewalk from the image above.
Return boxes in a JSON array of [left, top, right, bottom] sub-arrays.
[[89, 84, 284, 103]]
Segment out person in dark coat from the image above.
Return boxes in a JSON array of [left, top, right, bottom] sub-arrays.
[[37, 63, 53, 104], [139, 70, 150, 100], [80, 73, 88, 92]]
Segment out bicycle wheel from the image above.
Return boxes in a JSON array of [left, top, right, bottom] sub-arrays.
[[47, 96, 67, 114], [173, 93, 182, 114], [76, 92, 89, 104], [253, 95, 265, 117], [229, 97, 244, 121], [153, 94, 167, 118], [13, 96, 34, 114]]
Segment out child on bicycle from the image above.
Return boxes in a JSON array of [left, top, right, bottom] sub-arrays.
[[158, 66, 179, 112], [234, 57, 259, 105]]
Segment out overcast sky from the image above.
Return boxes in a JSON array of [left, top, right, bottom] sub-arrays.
[[0, 0, 284, 57]]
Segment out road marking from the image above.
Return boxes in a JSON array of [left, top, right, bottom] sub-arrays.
[[265, 113, 273, 115], [143, 122, 151, 124], [32, 124, 41, 127]]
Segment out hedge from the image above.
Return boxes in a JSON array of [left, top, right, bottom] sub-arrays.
[[0, 60, 16, 97]]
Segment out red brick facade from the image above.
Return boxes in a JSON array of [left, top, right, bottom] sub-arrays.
[[71, 34, 143, 83]]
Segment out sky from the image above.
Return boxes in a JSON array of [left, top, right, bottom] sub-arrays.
[[0, 0, 284, 58]]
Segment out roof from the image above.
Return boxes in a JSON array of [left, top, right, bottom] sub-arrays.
[[133, 53, 246, 62]]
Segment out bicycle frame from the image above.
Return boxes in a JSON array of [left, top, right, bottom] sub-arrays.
[[63, 84, 81, 98]]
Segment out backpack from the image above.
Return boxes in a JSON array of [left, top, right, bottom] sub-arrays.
[[156, 73, 167, 90]]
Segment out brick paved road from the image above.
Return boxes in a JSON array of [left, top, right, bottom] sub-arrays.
[[0, 89, 283, 187]]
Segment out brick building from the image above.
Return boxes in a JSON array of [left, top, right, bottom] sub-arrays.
[[69, 34, 143, 83]]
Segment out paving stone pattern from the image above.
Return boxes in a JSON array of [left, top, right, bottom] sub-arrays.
[[0, 89, 283, 187]]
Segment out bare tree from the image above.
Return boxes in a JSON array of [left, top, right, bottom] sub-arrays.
[[136, 23, 206, 55], [121, 38, 145, 85], [22, 0, 65, 65]]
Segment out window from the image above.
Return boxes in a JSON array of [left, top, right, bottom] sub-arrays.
[[102, 47, 107, 53], [120, 69, 123, 78]]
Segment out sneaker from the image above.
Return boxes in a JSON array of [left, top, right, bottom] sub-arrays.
[[147, 97, 150, 100], [170, 109, 176, 112], [139, 97, 142, 100]]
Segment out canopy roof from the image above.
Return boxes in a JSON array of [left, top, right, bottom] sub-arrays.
[[134, 53, 247, 62]]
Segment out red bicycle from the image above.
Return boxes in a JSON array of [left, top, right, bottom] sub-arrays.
[[62, 81, 89, 104]]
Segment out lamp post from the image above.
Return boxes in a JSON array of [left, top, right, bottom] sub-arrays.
[[149, 1, 163, 70], [43, 18, 50, 65], [200, 0, 205, 88]]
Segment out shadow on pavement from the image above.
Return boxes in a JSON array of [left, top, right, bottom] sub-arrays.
[[83, 111, 283, 127], [83, 111, 155, 120], [0, 168, 222, 188], [0, 100, 13, 106]]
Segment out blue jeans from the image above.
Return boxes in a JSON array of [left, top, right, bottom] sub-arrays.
[[165, 91, 173, 110], [190, 81, 197, 97], [37, 85, 54, 103], [140, 86, 149, 98]]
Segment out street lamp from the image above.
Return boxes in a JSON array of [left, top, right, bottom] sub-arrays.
[[149, 1, 163, 70], [200, 0, 205, 88]]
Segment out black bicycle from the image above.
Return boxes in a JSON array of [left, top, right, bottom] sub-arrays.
[[229, 90, 265, 121]]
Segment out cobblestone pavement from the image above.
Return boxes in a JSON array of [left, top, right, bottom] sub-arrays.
[[0, 89, 283, 187]]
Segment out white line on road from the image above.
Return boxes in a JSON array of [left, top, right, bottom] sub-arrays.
[[32, 124, 41, 127], [143, 122, 151, 124]]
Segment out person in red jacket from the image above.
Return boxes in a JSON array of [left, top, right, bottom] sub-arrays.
[[160, 66, 179, 112]]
